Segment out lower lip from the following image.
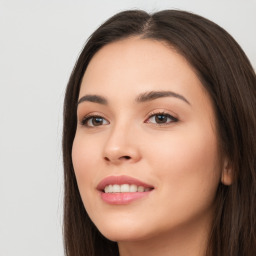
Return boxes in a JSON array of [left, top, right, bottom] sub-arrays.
[[100, 191, 152, 205]]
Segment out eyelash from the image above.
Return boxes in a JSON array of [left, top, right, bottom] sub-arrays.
[[80, 112, 178, 128]]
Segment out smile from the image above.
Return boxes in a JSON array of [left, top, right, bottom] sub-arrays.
[[104, 184, 151, 193], [97, 175, 154, 204]]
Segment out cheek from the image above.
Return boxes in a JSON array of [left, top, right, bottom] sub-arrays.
[[146, 124, 221, 201], [140, 128, 221, 231], [71, 134, 100, 203], [72, 132, 100, 172]]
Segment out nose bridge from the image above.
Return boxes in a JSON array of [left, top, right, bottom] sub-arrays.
[[103, 117, 140, 163]]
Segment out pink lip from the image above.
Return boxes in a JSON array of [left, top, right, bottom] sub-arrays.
[[97, 175, 154, 205]]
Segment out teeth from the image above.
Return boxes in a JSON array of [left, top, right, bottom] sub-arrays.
[[112, 184, 120, 193], [130, 184, 137, 192], [104, 184, 151, 193], [137, 186, 144, 192], [120, 184, 129, 192]]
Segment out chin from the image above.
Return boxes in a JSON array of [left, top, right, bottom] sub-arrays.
[[95, 221, 152, 242]]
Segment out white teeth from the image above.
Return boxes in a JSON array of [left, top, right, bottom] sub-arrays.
[[120, 184, 129, 192], [108, 185, 113, 192], [130, 184, 137, 192], [112, 184, 120, 193], [104, 184, 151, 193]]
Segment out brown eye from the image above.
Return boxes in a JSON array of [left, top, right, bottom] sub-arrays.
[[155, 114, 168, 123], [82, 116, 109, 127], [147, 113, 177, 125]]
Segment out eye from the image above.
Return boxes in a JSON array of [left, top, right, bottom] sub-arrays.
[[81, 115, 109, 127], [146, 112, 178, 125]]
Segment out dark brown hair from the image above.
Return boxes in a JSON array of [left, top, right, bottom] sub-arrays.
[[63, 10, 256, 256]]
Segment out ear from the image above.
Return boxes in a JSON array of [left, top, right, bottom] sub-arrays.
[[221, 159, 233, 186]]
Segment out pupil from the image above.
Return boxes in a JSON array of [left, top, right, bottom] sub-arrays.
[[156, 114, 167, 123], [92, 117, 103, 126]]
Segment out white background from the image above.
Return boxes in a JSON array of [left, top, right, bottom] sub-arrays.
[[0, 0, 255, 255]]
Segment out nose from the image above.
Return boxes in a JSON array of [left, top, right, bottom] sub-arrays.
[[103, 124, 141, 165]]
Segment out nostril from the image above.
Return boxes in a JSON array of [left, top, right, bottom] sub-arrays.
[[103, 155, 132, 162], [122, 156, 131, 160]]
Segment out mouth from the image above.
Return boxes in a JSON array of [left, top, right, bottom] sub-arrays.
[[104, 184, 152, 193], [97, 175, 154, 204]]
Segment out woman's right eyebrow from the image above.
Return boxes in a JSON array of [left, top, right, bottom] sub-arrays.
[[77, 95, 108, 105]]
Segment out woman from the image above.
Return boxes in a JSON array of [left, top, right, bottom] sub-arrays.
[[63, 10, 256, 256]]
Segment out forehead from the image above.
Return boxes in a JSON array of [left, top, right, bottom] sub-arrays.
[[79, 37, 206, 102]]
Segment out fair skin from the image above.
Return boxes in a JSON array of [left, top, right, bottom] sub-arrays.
[[72, 37, 231, 256]]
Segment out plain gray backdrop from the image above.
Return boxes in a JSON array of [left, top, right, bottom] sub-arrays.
[[0, 0, 255, 255]]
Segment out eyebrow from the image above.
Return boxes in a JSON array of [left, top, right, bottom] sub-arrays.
[[77, 90, 190, 106], [135, 90, 190, 105], [77, 95, 108, 105]]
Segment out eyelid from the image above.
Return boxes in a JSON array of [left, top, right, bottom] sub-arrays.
[[146, 109, 178, 119]]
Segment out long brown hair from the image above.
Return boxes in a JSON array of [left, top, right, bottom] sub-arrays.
[[63, 10, 256, 256]]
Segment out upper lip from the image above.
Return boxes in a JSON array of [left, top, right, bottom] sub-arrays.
[[97, 175, 154, 191]]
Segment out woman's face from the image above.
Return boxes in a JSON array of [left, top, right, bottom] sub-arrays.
[[72, 37, 225, 242]]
